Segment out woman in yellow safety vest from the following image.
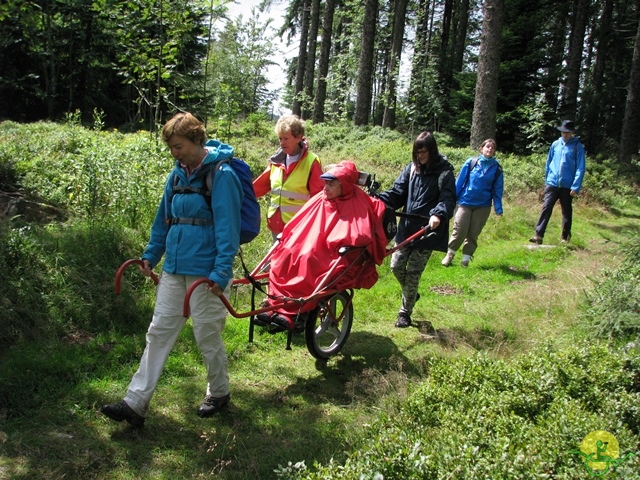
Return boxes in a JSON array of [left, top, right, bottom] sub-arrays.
[[253, 115, 324, 239]]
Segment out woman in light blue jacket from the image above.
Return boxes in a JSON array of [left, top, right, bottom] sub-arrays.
[[442, 138, 504, 268], [101, 112, 242, 427]]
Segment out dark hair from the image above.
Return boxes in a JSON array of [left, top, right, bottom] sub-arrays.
[[479, 138, 497, 150], [412, 131, 440, 166]]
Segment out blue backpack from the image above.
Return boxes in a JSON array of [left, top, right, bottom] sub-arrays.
[[170, 157, 261, 244]]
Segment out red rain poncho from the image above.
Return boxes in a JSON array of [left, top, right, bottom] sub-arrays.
[[267, 161, 389, 319]]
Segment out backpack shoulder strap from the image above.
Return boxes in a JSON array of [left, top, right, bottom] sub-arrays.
[[205, 158, 231, 195], [461, 157, 478, 190]]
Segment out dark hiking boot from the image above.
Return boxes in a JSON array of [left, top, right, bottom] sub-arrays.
[[197, 393, 230, 418], [254, 312, 271, 326], [395, 312, 412, 328], [101, 400, 145, 428], [269, 314, 294, 332], [529, 236, 543, 245]]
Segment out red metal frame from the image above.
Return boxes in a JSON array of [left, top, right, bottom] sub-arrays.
[[115, 224, 434, 322]]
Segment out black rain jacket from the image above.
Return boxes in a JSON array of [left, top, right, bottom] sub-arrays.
[[377, 155, 456, 252]]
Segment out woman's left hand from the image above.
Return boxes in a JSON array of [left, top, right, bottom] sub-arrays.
[[428, 215, 441, 230], [207, 282, 223, 296]]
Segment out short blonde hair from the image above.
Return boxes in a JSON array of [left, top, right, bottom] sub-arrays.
[[275, 114, 305, 138], [162, 112, 206, 146]]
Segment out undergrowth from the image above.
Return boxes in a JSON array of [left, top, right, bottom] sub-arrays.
[[583, 236, 640, 339], [284, 343, 640, 479], [1, 120, 640, 479]]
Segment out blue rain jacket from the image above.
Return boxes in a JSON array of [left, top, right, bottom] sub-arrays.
[[545, 136, 586, 192], [142, 141, 243, 289], [455, 155, 503, 215]]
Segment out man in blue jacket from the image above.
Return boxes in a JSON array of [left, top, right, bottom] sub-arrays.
[[529, 120, 586, 245]]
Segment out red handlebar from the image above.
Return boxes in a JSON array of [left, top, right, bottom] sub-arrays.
[[183, 278, 213, 317], [115, 259, 159, 294]]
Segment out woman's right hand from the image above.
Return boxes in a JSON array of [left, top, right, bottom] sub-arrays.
[[138, 259, 153, 277]]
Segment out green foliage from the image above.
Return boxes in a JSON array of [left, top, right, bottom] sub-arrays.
[[0, 220, 153, 350], [517, 92, 554, 154], [2, 120, 640, 479], [581, 158, 640, 209], [295, 343, 640, 479], [0, 120, 167, 227], [583, 237, 640, 339], [204, 12, 279, 130]]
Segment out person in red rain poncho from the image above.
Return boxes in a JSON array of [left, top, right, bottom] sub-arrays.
[[255, 160, 390, 331]]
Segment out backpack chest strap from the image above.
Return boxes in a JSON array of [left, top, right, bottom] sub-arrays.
[[169, 217, 214, 226]]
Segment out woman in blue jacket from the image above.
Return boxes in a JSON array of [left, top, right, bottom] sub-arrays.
[[442, 138, 504, 267], [101, 112, 243, 427]]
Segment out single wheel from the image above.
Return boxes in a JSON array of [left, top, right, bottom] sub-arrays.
[[305, 290, 354, 359]]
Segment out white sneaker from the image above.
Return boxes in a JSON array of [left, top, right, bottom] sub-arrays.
[[441, 251, 455, 267]]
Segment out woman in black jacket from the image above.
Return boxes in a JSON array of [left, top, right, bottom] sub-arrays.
[[377, 131, 456, 328]]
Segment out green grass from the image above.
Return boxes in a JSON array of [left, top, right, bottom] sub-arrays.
[[1, 120, 640, 479]]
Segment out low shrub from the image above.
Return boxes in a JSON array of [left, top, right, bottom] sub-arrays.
[[284, 343, 640, 479], [583, 236, 640, 339]]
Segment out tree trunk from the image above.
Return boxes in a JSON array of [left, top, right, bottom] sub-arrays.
[[354, 0, 378, 125], [544, 2, 571, 116], [452, 0, 470, 74], [313, 0, 336, 124], [382, 0, 408, 129], [582, 0, 613, 151], [470, 0, 504, 148], [561, 0, 590, 120], [331, 13, 350, 118], [302, 0, 321, 119], [437, 0, 454, 90], [407, 0, 431, 130], [292, 0, 311, 117], [618, 16, 640, 165]]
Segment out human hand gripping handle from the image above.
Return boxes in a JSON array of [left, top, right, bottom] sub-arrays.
[[428, 215, 441, 230], [114, 259, 159, 294], [207, 281, 223, 296], [183, 278, 232, 318], [138, 259, 154, 278]]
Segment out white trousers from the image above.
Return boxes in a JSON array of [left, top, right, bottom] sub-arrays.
[[124, 272, 230, 416]]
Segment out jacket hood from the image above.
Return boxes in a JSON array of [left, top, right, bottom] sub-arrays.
[[323, 161, 359, 199], [204, 139, 235, 164]]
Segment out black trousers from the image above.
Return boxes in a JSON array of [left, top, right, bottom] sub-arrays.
[[535, 185, 573, 240]]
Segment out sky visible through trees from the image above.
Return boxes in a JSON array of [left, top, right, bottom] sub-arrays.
[[227, 0, 295, 114]]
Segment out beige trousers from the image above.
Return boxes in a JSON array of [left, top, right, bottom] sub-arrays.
[[124, 272, 230, 416]]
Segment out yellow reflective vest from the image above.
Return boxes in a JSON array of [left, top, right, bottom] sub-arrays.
[[268, 151, 318, 224]]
